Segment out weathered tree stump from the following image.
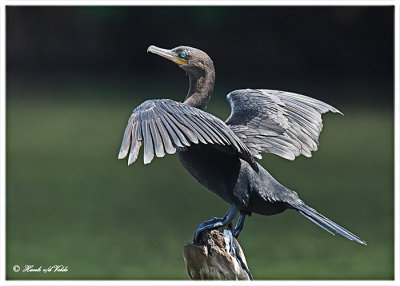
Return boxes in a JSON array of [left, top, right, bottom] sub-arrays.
[[183, 224, 253, 280]]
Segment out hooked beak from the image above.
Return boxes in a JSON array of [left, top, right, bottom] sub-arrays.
[[147, 45, 187, 66]]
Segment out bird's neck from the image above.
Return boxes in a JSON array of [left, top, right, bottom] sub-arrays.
[[184, 67, 215, 110]]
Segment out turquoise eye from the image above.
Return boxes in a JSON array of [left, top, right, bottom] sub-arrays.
[[180, 52, 187, 58]]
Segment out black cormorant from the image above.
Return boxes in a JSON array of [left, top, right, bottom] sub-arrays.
[[118, 45, 366, 245]]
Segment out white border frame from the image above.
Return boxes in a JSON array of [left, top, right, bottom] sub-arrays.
[[0, 1, 398, 286]]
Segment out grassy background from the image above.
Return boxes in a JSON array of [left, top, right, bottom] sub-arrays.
[[6, 79, 393, 280]]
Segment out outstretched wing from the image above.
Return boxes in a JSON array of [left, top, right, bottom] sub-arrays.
[[225, 89, 342, 160], [118, 99, 256, 167]]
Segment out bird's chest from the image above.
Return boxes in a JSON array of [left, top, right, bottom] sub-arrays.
[[176, 144, 241, 203]]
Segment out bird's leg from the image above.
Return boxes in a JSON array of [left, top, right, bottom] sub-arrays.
[[232, 212, 246, 238], [194, 204, 239, 243]]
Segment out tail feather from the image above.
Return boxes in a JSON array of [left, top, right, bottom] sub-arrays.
[[295, 204, 367, 245]]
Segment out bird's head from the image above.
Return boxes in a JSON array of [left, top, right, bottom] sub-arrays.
[[147, 45, 214, 78]]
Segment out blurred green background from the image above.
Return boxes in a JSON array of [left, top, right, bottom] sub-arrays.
[[6, 6, 393, 279]]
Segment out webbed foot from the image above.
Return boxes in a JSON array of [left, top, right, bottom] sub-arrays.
[[193, 204, 239, 244]]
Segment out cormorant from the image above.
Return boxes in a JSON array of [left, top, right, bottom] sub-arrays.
[[118, 45, 366, 245]]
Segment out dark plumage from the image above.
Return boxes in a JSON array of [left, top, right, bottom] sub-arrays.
[[118, 45, 366, 245]]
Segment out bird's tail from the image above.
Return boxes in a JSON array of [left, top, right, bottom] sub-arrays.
[[292, 203, 367, 245]]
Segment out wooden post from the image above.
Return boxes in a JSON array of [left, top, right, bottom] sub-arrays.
[[183, 224, 253, 280]]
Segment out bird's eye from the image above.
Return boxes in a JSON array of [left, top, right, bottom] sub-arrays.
[[180, 52, 187, 58]]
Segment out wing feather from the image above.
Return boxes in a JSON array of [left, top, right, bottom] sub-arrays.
[[154, 116, 176, 154], [191, 116, 225, 145], [160, 117, 184, 148], [149, 117, 165, 158], [165, 114, 190, 147], [164, 113, 193, 146], [142, 119, 154, 164], [118, 119, 134, 160], [118, 99, 256, 167], [171, 112, 207, 144], [225, 89, 341, 160], [183, 115, 214, 144], [128, 123, 142, 165]]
